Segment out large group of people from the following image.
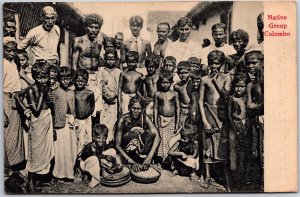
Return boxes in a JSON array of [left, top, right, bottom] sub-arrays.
[[3, 5, 264, 193]]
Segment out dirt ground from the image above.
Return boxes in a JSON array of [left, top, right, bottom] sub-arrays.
[[38, 169, 227, 194]]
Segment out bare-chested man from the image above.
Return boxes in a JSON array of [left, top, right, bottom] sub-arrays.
[[72, 14, 105, 122], [72, 14, 105, 71], [199, 50, 231, 191]]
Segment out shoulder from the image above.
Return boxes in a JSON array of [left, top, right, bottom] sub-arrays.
[[53, 25, 60, 35], [201, 76, 210, 83], [26, 25, 42, 37]]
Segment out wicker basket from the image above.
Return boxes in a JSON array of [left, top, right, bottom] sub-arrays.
[[131, 166, 161, 184]]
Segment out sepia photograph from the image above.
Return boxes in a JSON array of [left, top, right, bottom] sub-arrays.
[[3, 1, 265, 194]]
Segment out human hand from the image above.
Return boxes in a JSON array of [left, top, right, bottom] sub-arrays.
[[203, 122, 213, 133], [181, 153, 188, 160], [19, 69, 26, 79], [143, 157, 152, 165]]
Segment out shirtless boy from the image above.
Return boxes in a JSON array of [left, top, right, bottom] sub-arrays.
[[118, 51, 143, 116], [245, 47, 264, 183], [16, 62, 54, 192], [163, 56, 180, 88], [174, 61, 191, 126], [74, 69, 95, 154], [142, 54, 160, 120], [199, 50, 231, 191], [154, 70, 180, 164]]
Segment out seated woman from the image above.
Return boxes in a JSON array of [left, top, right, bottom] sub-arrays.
[[114, 96, 161, 171]]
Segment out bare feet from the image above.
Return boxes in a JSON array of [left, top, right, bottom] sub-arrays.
[[169, 170, 178, 177], [189, 172, 200, 182]]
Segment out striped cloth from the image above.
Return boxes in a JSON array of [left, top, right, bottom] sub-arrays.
[[157, 115, 176, 160], [4, 93, 25, 167], [27, 109, 54, 174]]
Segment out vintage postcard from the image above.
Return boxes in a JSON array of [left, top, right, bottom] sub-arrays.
[[2, 1, 297, 194]]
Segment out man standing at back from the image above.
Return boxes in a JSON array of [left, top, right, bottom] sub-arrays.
[[200, 23, 235, 65], [18, 6, 60, 66], [72, 14, 106, 125], [122, 15, 152, 70], [153, 22, 171, 68]]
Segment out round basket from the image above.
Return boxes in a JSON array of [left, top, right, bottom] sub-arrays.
[[101, 175, 131, 187], [131, 166, 161, 184], [100, 166, 131, 187]]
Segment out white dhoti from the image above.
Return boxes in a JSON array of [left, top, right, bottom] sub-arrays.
[[87, 73, 102, 117], [53, 115, 78, 179], [121, 92, 136, 114], [75, 116, 92, 154], [100, 102, 118, 143]]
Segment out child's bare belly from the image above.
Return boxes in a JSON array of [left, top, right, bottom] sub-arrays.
[[158, 105, 176, 117], [76, 105, 92, 120], [123, 85, 138, 94]]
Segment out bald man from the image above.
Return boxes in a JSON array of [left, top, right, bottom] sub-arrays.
[[18, 6, 60, 66]]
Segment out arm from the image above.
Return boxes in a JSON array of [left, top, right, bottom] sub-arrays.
[[246, 83, 263, 110], [17, 30, 33, 50], [14, 87, 30, 112], [168, 141, 182, 157], [143, 115, 161, 164], [199, 79, 212, 133], [27, 87, 45, 116], [90, 92, 95, 116], [174, 91, 180, 132], [118, 74, 123, 116], [153, 92, 159, 127], [120, 43, 127, 64], [146, 42, 152, 56], [114, 117, 136, 164], [211, 76, 229, 99], [190, 140, 199, 158], [19, 69, 34, 85], [72, 38, 80, 71], [227, 96, 236, 132], [136, 75, 145, 100]]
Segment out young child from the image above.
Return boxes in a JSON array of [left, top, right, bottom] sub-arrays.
[[49, 65, 60, 91], [228, 74, 251, 186], [103, 38, 121, 69], [51, 66, 77, 180], [99, 50, 122, 143], [3, 38, 25, 178], [186, 69, 206, 186], [142, 54, 160, 120], [228, 29, 249, 65], [168, 124, 199, 182], [78, 124, 123, 188], [16, 49, 34, 88], [118, 51, 143, 116], [187, 57, 201, 72], [74, 69, 95, 154], [199, 50, 231, 191], [17, 62, 54, 192], [245, 46, 264, 183], [154, 70, 180, 164], [174, 61, 191, 126], [162, 56, 180, 87]]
